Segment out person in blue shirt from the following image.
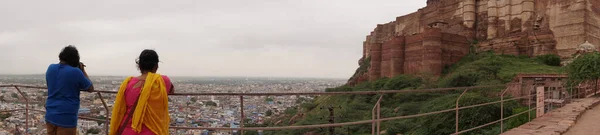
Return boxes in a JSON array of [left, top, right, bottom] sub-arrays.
[[45, 45, 94, 135]]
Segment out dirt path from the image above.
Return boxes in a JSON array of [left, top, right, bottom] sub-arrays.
[[564, 104, 600, 135]]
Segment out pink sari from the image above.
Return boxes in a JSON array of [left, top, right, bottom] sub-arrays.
[[120, 75, 172, 135]]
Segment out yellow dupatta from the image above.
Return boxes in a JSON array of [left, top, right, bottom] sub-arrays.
[[109, 73, 170, 135]]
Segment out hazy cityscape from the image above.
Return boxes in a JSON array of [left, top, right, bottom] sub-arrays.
[[0, 75, 345, 135]]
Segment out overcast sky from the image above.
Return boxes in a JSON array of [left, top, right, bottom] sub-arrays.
[[0, 0, 424, 78]]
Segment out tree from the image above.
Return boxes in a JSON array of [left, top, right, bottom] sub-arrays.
[[35, 96, 44, 102], [190, 97, 198, 103], [205, 101, 217, 106], [296, 97, 307, 104], [568, 52, 600, 94], [266, 110, 273, 116], [265, 97, 273, 102], [244, 131, 260, 135], [0, 113, 11, 121], [97, 116, 106, 126], [11, 93, 18, 98], [86, 128, 101, 134]]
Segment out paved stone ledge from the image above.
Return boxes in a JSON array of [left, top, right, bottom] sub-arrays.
[[501, 97, 600, 135]]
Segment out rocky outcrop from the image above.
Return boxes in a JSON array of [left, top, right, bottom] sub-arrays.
[[348, 0, 600, 85]]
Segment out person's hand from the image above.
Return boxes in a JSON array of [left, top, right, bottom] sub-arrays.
[[79, 62, 86, 72]]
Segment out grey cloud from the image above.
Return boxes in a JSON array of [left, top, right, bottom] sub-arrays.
[[0, 0, 424, 78]]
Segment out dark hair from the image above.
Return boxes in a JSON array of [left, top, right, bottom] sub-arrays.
[[136, 49, 159, 73], [59, 45, 80, 67]]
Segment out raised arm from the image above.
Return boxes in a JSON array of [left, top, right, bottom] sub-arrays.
[[78, 63, 94, 92]]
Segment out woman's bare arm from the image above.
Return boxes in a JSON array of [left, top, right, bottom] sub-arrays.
[[169, 84, 175, 94]]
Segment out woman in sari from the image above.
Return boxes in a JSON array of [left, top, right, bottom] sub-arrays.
[[109, 49, 174, 135]]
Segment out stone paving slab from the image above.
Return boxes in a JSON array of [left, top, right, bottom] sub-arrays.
[[502, 97, 600, 135]]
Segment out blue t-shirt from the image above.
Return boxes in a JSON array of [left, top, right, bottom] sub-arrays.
[[45, 63, 92, 128]]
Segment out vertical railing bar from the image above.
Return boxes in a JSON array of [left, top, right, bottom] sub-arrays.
[[377, 102, 381, 135], [528, 83, 531, 122], [376, 95, 383, 135], [372, 103, 376, 135], [552, 88, 554, 110], [456, 88, 469, 134], [14, 86, 29, 135], [96, 92, 110, 135], [240, 95, 245, 135]]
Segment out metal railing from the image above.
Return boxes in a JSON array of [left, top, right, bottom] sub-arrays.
[[0, 83, 592, 135]]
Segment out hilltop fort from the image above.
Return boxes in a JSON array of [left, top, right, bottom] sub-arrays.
[[349, 0, 600, 85]]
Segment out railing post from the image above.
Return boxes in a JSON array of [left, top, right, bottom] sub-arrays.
[[456, 89, 469, 134], [96, 92, 110, 135], [500, 88, 509, 133], [240, 95, 244, 135], [372, 95, 383, 135], [14, 86, 29, 135], [372, 104, 376, 135]]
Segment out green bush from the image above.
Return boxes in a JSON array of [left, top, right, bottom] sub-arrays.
[[283, 107, 298, 115], [476, 56, 503, 80], [383, 75, 422, 90], [301, 102, 318, 111], [505, 107, 535, 130], [535, 54, 561, 66], [372, 77, 390, 90], [325, 85, 352, 92], [446, 71, 481, 87]]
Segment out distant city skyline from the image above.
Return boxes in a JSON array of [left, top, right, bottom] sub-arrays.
[[0, 0, 425, 78]]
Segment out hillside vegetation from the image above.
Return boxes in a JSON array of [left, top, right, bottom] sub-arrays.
[[248, 52, 563, 135]]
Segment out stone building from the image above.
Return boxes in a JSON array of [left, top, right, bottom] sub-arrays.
[[350, 0, 600, 84], [506, 74, 567, 105]]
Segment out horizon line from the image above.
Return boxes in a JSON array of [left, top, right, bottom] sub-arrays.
[[0, 73, 348, 80]]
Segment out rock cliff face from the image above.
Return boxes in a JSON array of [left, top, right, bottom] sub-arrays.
[[348, 0, 600, 85]]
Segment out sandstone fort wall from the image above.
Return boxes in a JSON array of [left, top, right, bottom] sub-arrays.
[[350, 0, 600, 85]]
